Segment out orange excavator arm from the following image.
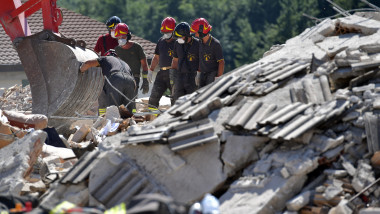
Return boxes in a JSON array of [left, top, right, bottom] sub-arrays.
[[0, 0, 104, 132], [0, 0, 62, 41]]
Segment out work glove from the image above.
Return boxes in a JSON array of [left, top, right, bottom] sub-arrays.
[[141, 78, 149, 94], [147, 70, 154, 83], [195, 71, 201, 87]]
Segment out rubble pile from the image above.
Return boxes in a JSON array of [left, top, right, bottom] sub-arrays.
[[3, 12, 380, 214], [0, 85, 32, 112]]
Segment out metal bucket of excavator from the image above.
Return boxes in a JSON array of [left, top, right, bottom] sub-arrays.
[[14, 30, 104, 123]]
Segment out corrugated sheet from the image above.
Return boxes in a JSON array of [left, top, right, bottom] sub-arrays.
[[90, 155, 169, 208], [168, 119, 218, 151], [60, 150, 101, 184], [223, 99, 350, 141], [122, 119, 218, 152]]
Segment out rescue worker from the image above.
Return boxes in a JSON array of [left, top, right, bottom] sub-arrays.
[[114, 23, 150, 97], [79, 49, 136, 115], [171, 22, 200, 103], [94, 16, 121, 56], [147, 17, 176, 109], [190, 18, 224, 88]]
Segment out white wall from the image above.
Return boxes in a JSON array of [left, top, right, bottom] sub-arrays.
[[0, 71, 27, 89]]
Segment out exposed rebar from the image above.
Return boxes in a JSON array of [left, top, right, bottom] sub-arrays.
[[327, 0, 351, 16], [361, 0, 380, 12]]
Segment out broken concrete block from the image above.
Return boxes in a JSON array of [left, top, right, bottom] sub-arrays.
[[359, 207, 380, 214], [341, 157, 356, 177], [3, 110, 48, 130], [311, 134, 345, 153], [71, 124, 90, 143], [353, 84, 375, 94], [286, 190, 311, 211], [107, 133, 227, 204], [364, 112, 380, 153], [0, 122, 15, 148], [284, 155, 318, 176], [281, 167, 290, 179], [314, 18, 336, 37], [352, 160, 376, 193], [372, 97, 380, 109], [324, 169, 348, 179], [105, 105, 121, 123], [342, 111, 360, 122], [328, 199, 353, 214], [0, 131, 46, 195], [253, 158, 272, 174], [323, 184, 343, 200], [220, 172, 307, 214], [316, 185, 326, 193], [338, 15, 380, 35], [222, 135, 267, 176]]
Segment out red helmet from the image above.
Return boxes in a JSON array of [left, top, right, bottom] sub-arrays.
[[190, 18, 212, 35], [114, 23, 130, 38], [105, 49, 117, 57], [161, 17, 176, 33]]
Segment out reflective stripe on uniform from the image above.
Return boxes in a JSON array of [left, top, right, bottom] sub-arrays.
[[149, 107, 159, 116], [1, 211, 9, 214], [142, 75, 148, 78], [50, 201, 76, 214], [99, 108, 106, 115], [104, 203, 126, 214]]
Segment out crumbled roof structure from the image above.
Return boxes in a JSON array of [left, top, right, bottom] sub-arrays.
[[3, 11, 380, 214]]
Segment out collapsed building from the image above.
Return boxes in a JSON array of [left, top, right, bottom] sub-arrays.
[[2, 11, 380, 214]]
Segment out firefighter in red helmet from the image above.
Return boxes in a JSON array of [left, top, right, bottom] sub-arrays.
[[171, 22, 200, 103], [147, 17, 176, 109], [191, 18, 224, 88], [114, 23, 150, 100], [94, 16, 121, 56]]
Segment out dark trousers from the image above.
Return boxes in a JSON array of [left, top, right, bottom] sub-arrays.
[[149, 70, 172, 108], [173, 72, 197, 103], [99, 72, 136, 113], [134, 75, 140, 98], [200, 70, 217, 88]]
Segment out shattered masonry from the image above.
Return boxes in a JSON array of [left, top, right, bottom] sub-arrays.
[[3, 12, 380, 213]]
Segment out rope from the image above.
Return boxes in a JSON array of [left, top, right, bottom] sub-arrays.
[[104, 76, 164, 113]]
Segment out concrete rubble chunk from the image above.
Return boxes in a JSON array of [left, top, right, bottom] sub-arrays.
[[286, 190, 311, 211], [3, 110, 48, 130], [70, 124, 91, 143], [323, 184, 343, 201], [105, 105, 121, 123], [338, 15, 380, 35], [352, 84, 375, 94], [5, 11, 380, 214], [342, 111, 360, 122], [364, 112, 380, 153], [220, 172, 307, 214], [328, 199, 353, 214], [352, 160, 376, 193], [359, 207, 380, 214], [0, 131, 46, 195], [324, 169, 348, 179], [222, 135, 268, 176], [311, 134, 345, 153]]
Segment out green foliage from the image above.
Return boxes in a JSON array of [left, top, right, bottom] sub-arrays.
[[57, 0, 378, 71]]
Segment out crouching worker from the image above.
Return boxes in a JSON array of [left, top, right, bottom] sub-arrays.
[[80, 49, 136, 116]]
